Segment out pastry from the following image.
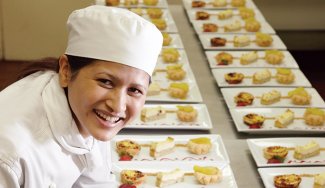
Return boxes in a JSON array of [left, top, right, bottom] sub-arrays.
[[141, 106, 166, 122], [260, 90, 281, 105], [212, 0, 227, 7], [240, 51, 258, 65], [120, 170, 146, 186], [192, 0, 206, 8], [245, 18, 261, 32], [224, 72, 244, 84], [106, 0, 120, 6], [263, 146, 288, 163], [218, 10, 233, 20], [162, 48, 180, 63], [243, 113, 265, 128], [215, 52, 233, 65], [187, 137, 212, 155], [156, 168, 185, 187], [166, 64, 186, 81], [151, 18, 167, 30], [176, 105, 198, 122], [193, 165, 222, 185], [274, 109, 294, 128], [168, 82, 189, 99], [252, 69, 271, 84], [162, 32, 172, 46], [287, 87, 311, 105], [150, 137, 175, 158], [264, 50, 285, 65], [274, 174, 301, 188], [294, 140, 320, 160], [275, 68, 295, 84], [224, 20, 242, 32], [210, 37, 227, 47], [304, 108, 325, 126], [231, 0, 246, 7], [147, 82, 160, 96], [124, 0, 139, 6], [129, 8, 143, 16], [143, 0, 158, 6], [116, 139, 141, 160], [233, 35, 250, 47], [196, 11, 210, 20], [314, 172, 325, 188], [147, 8, 163, 19], [239, 7, 255, 19], [234, 92, 254, 106], [255, 32, 273, 47], [202, 23, 218, 32]]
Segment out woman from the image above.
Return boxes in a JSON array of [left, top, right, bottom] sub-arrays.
[[0, 5, 162, 187]]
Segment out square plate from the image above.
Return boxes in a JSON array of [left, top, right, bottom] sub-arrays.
[[248, 137, 325, 167], [153, 62, 196, 83], [111, 134, 230, 163], [157, 49, 190, 65], [162, 33, 184, 49], [212, 68, 311, 87], [126, 104, 212, 130], [206, 51, 299, 69], [230, 108, 325, 134], [221, 87, 325, 108]]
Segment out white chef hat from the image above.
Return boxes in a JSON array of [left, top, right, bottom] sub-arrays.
[[65, 5, 163, 76]]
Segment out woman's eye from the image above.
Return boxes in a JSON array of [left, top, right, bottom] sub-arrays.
[[97, 79, 113, 87], [128, 88, 143, 96]]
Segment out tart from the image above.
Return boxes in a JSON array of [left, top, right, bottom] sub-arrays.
[[151, 18, 167, 30], [120, 170, 146, 186], [294, 140, 320, 160], [196, 11, 210, 20], [141, 106, 166, 122], [166, 64, 186, 81], [234, 92, 254, 106], [147, 82, 161, 96], [168, 82, 189, 99], [203, 23, 218, 32], [224, 72, 244, 84], [116, 139, 141, 159], [156, 169, 185, 187], [143, 0, 158, 6], [187, 137, 212, 155], [239, 7, 255, 19], [274, 174, 301, 188], [124, 0, 138, 6], [260, 90, 281, 105], [264, 50, 284, 65], [231, 0, 246, 7], [211, 37, 227, 47], [193, 165, 222, 185], [212, 0, 227, 7], [162, 48, 180, 63], [287, 87, 311, 105], [215, 52, 233, 65], [252, 69, 271, 84], [233, 35, 250, 47], [240, 51, 258, 65], [176, 105, 198, 122], [224, 20, 242, 32], [147, 8, 163, 19], [243, 113, 265, 128], [162, 32, 172, 46], [245, 18, 261, 32], [255, 32, 273, 47], [264, 146, 288, 163], [150, 137, 175, 158], [106, 0, 120, 6], [274, 109, 294, 128], [192, 0, 206, 7], [218, 10, 233, 20], [304, 108, 325, 126], [275, 68, 295, 84]]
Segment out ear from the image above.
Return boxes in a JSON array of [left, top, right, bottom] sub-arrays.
[[58, 55, 71, 87]]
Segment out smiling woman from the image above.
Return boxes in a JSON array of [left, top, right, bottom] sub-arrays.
[[0, 5, 162, 188]]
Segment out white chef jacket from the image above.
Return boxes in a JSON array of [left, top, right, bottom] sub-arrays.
[[0, 71, 117, 188]]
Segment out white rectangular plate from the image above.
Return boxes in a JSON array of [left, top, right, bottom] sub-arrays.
[[206, 51, 299, 69], [186, 9, 266, 23], [212, 68, 311, 87], [230, 108, 325, 134], [162, 33, 184, 49], [126, 104, 212, 130], [199, 34, 287, 50], [112, 162, 237, 188], [95, 0, 168, 8], [248, 137, 325, 167], [153, 62, 196, 83], [258, 166, 325, 188], [111, 134, 230, 163], [157, 49, 189, 65], [192, 20, 275, 34], [221, 87, 325, 108], [183, 0, 257, 10]]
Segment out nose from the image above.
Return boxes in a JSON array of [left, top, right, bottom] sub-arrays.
[[105, 89, 127, 116]]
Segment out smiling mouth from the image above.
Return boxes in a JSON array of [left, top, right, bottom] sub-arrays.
[[94, 110, 122, 123]]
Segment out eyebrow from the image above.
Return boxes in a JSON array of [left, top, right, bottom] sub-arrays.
[[96, 72, 148, 90]]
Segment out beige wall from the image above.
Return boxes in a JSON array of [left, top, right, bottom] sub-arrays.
[[0, 0, 3, 59], [2, 0, 93, 60]]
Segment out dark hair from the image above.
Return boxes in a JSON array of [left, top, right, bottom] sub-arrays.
[[17, 55, 96, 81]]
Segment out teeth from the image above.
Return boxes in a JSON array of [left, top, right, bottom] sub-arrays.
[[96, 110, 120, 122]]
